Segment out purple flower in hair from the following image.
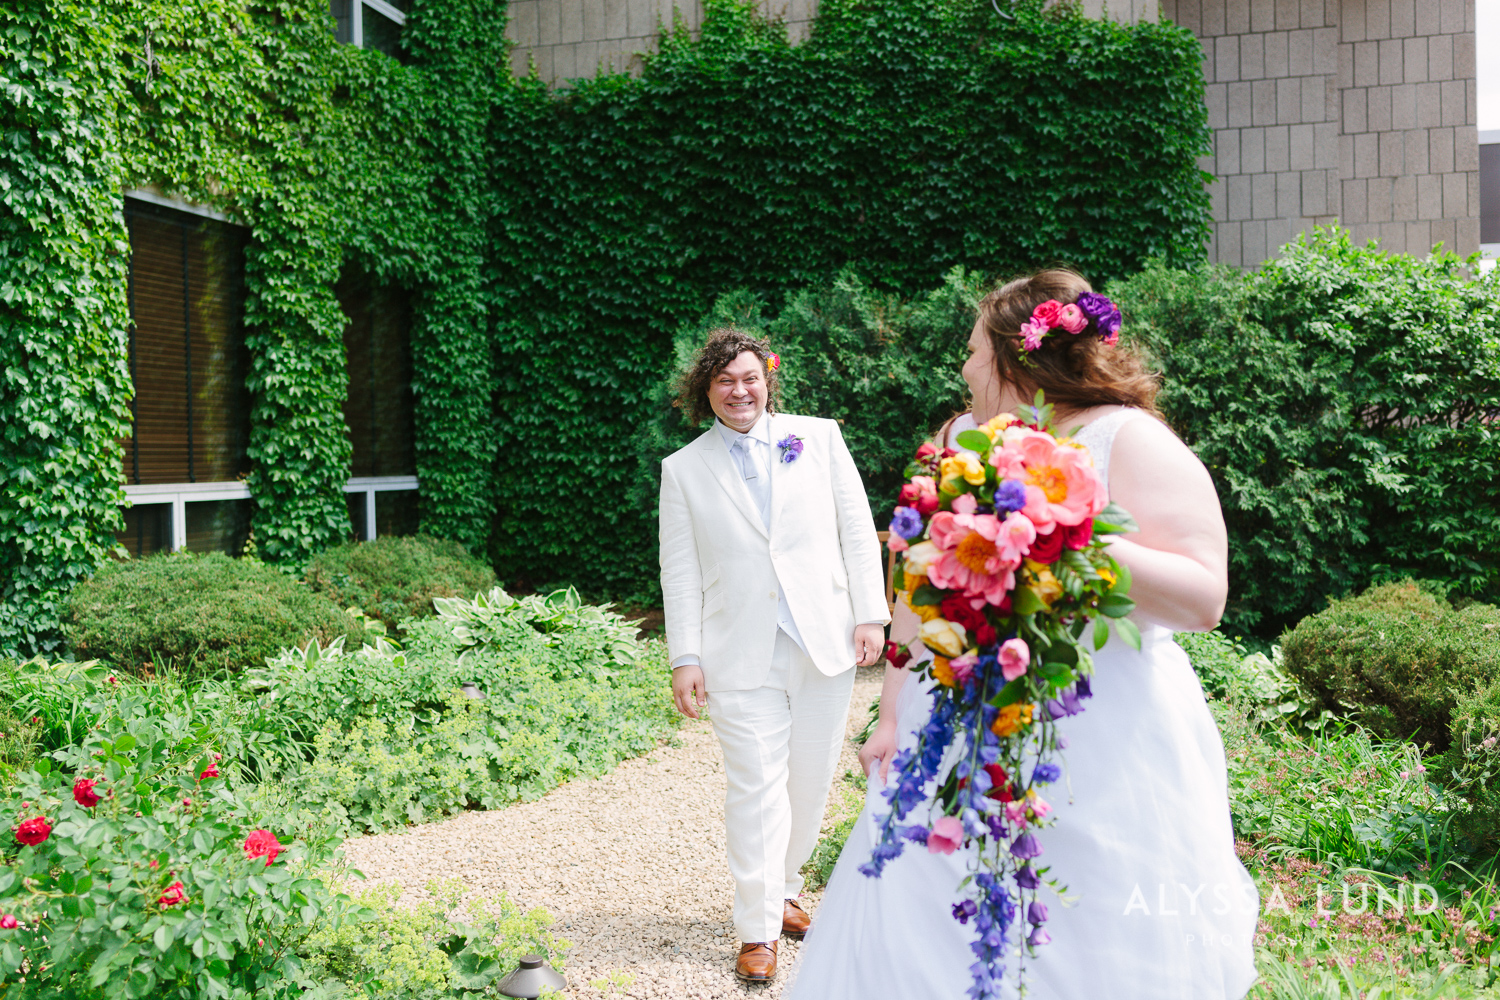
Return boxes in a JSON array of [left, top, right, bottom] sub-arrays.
[[1076, 292, 1122, 342]]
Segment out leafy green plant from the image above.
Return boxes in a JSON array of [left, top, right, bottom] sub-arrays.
[[306, 536, 497, 631], [0, 718, 354, 998], [64, 553, 366, 677], [1279, 581, 1500, 753], [299, 878, 566, 1000], [1110, 231, 1500, 636]]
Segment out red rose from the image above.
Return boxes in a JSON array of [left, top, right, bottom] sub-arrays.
[[159, 881, 186, 907], [1028, 527, 1064, 564], [1063, 518, 1094, 551], [975, 624, 997, 648], [1032, 300, 1063, 328], [915, 442, 938, 461], [997, 593, 1012, 615], [243, 829, 283, 867], [198, 764, 219, 781], [939, 597, 986, 634], [941, 448, 958, 459], [984, 764, 1013, 801], [0, 915, 16, 929], [15, 816, 50, 846], [915, 493, 940, 516], [896, 483, 920, 508], [73, 778, 100, 808], [884, 641, 911, 670]]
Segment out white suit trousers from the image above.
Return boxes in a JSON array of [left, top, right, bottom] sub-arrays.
[[707, 630, 856, 943]]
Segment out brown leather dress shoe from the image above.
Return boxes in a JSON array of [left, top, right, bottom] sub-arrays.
[[735, 941, 778, 982], [781, 898, 811, 939]]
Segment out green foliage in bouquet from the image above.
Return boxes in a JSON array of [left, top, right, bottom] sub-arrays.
[[64, 553, 366, 677], [0, 716, 354, 998], [1279, 580, 1500, 754], [1110, 229, 1500, 636], [305, 535, 497, 631], [299, 879, 566, 1000]]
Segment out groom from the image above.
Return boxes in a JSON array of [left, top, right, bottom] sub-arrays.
[[658, 328, 888, 983]]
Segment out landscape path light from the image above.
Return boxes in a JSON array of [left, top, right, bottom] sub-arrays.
[[496, 954, 566, 998], [460, 682, 485, 700]]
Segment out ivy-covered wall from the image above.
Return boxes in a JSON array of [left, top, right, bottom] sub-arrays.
[[0, 0, 1211, 651], [0, 0, 503, 652]]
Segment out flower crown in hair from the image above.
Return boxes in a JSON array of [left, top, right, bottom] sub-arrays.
[[1018, 293, 1122, 352]]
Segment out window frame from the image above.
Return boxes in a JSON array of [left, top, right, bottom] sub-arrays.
[[348, 0, 406, 48]]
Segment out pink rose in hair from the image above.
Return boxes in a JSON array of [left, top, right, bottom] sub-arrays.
[[1056, 303, 1087, 334], [1031, 300, 1062, 327]]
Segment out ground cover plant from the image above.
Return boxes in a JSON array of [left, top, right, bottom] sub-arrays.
[[0, 585, 673, 994], [306, 535, 497, 631], [64, 553, 366, 678]]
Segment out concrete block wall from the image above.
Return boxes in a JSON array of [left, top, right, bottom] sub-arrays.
[[506, 0, 817, 83], [1162, 0, 1480, 265]]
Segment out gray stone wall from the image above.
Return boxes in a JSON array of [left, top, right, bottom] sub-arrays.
[[1163, 0, 1480, 264]]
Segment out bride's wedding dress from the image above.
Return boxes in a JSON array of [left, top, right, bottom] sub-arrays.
[[786, 409, 1260, 1000]]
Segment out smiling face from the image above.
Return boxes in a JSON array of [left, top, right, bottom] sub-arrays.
[[708, 350, 769, 432]]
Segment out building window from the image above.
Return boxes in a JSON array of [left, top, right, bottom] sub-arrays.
[[337, 264, 419, 540], [119, 194, 253, 557], [1481, 131, 1498, 275], [329, 0, 408, 61]]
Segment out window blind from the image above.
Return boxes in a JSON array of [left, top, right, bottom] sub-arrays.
[[337, 265, 416, 479]]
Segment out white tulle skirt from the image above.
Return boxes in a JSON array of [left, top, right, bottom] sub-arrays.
[[786, 624, 1259, 1000]]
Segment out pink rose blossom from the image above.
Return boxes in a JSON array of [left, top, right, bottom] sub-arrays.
[[887, 534, 909, 552], [926, 815, 964, 854], [1056, 303, 1087, 334], [998, 638, 1030, 681], [1031, 300, 1062, 328], [949, 653, 978, 686], [0, 915, 16, 930]]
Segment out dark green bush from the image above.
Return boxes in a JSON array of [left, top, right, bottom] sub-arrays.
[[304, 535, 496, 630], [1279, 580, 1500, 752], [64, 553, 364, 676], [1110, 229, 1500, 636]]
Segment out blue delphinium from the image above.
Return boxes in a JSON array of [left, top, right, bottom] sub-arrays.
[[965, 873, 1016, 1000]]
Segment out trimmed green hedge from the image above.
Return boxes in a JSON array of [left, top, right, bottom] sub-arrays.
[[1110, 229, 1500, 636], [305, 534, 496, 629], [64, 553, 365, 676]]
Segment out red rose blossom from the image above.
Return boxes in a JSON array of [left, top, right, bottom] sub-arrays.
[[884, 641, 911, 670], [984, 764, 1014, 801], [73, 778, 101, 808], [1027, 526, 1064, 564], [915, 442, 938, 461], [1032, 300, 1063, 328], [243, 829, 283, 867], [938, 596, 987, 635], [975, 624, 998, 648], [1062, 518, 1094, 551], [0, 915, 16, 929], [198, 764, 219, 780], [14, 816, 50, 846], [159, 881, 186, 907]]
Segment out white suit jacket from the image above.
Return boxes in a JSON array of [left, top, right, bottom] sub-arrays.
[[658, 412, 890, 692]]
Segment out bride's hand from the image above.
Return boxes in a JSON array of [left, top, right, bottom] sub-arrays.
[[859, 718, 900, 784]]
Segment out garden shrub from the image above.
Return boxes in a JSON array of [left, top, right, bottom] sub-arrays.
[[64, 553, 366, 676], [0, 715, 354, 999], [305, 535, 497, 630], [299, 879, 566, 1000], [1279, 580, 1500, 753], [1110, 230, 1500, 636]]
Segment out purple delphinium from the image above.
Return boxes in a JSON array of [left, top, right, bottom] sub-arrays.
[[964, 873, 1016, 1000], [777, 433, 804, 463], [992, 479, 1027, 514], [889, 506, 925, 540]]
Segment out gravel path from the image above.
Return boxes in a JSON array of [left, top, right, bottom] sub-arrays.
[[341, 666, 884, 997]]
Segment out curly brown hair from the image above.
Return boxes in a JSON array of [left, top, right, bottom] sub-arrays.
[[978, 269, 1161, 417], [673, 327, 782, 426]]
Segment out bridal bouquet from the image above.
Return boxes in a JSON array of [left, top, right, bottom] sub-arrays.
[[867, 394, 1138, 999]]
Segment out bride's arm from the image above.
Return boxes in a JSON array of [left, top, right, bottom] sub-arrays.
[[1098, 416, 1228, 633]]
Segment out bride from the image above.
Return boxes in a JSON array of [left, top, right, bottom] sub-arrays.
[[786, 270, 1259, 999]]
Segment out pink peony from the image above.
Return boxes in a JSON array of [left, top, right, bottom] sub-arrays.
[[998, 638, 1030, 681], [950, 492, 978, 515], [926, 815, 964, 855], [243, 829, 283, 867], [1013, 431, 1107, 529], [1056, 303, 1087, 334], [994, 512, 1037, 564], [927, 512, 1020, 605]]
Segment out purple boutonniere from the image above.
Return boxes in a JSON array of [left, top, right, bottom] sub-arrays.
[[777, 434, 804, 464]]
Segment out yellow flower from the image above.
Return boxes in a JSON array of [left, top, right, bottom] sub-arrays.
[[1098, 567, 1117, 587], [991, 702, 1034, 737], [905, 594, 942, 622], [903, 572, 928, 592], [902, 542, 939, 578], [919, 618, 967, 657], [941, 453, 987, 487], [931, 656, 955, 687], [982, 414, 1017, 434], [1023, 561, 1064, 608]]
